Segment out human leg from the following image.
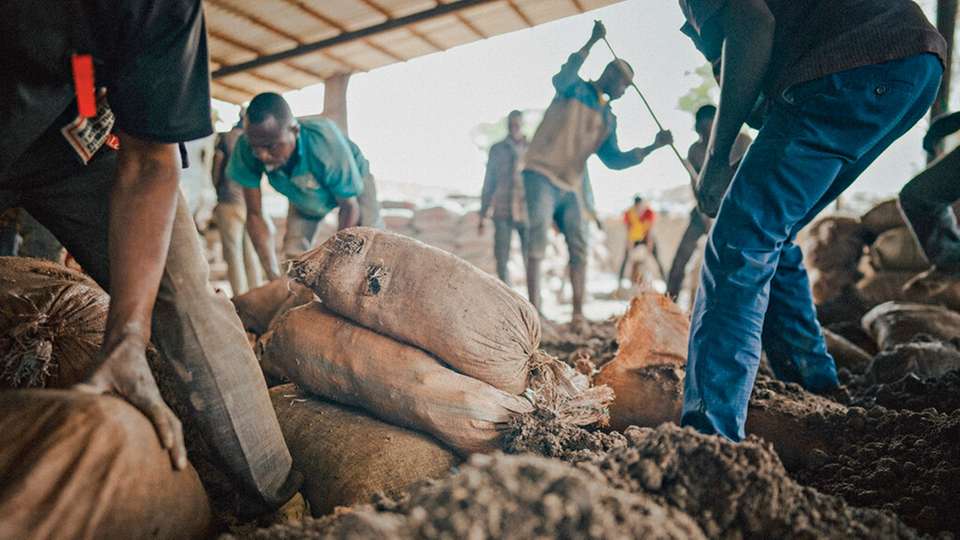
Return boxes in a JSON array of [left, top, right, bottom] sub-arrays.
[[214, 202, 250, 295], [523, 171, 558, 314], [493, 219, 513, 283], [556, 190, 587, 324], [666, 215, 706, 299], [899, 145, 960, 270], [281, 206, 321, 262], [683, 54, 942, 440]]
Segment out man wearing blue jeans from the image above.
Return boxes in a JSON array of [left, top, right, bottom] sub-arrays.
[[679, 0, 946, 441]]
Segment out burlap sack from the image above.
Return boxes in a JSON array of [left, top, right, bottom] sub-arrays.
[[260, 303, 534, 455], [903, 267, 960, 311], [862, 301, 960, 350], [270, 384, 459, 517], [860, 199, 905, 238], [866, 340, 960, 384], [288, 228, 540, 394], [0, 257, 108, 389], [868, 227, 929, 272], [232, 278, 313, 336], [854, 271, 916, 308], [800, 216, 866, 272], [822, 328, 872, 373], [0, 390, 211, 540], [594, 290, 689, 431]]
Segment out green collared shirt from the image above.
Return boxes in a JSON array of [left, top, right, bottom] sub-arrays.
[[227, 118, 368, 218]]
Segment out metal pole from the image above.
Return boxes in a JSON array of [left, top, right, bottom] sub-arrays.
[[595, 23, 696, 178]]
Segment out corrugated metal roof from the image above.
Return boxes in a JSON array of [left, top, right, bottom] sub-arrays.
[[206, 0, 623, 103]]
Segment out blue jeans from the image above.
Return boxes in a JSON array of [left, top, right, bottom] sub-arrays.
[[682, 54, 942, 441]]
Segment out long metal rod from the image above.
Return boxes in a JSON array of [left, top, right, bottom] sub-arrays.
[[212, 0, 497, 79], [595, 23, 696, 177]]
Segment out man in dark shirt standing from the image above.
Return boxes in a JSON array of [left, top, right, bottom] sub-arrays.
[[679, 0, 946, 441], [0, 0, 297, 517], [479, 110, 529, 284]]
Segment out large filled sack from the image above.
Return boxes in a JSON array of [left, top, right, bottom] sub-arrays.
[[260, 303, 534, 455], [270, 384, 459, 517], [289, 228, 540, 394], [866, 340, 960, 384], [0, 257, 108, 389], [854, 271, 915, 308], [822, 328, 872, 373], [231, 278, 313, 336], [862, 302, 960, 350], [594, 290, 689, 431], [0, 390, 211, 540], [809, 268, 861, 305], [868, 227, 929, 272], [860, 199, 905, 239], [801, 216, 866, 271], [902, 267, 960, 311]]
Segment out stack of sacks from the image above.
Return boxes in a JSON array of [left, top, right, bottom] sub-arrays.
[[855, 199, 928, 307], [799, 215, 866, 305], [261, 228, 613, 515]]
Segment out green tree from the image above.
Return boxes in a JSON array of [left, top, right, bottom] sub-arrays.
[[677, 63, 719, 116]]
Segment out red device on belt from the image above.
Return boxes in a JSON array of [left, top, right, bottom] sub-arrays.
[[71, 53, 96, 118]]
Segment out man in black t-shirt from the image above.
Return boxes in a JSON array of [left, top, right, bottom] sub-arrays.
[[0, 0, 298, 517]]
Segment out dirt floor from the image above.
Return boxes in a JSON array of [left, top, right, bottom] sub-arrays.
[[229, 315, 960, 539]]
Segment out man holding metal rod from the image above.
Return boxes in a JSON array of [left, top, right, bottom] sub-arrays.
[[523, 20, 673, 334], [678, 0, 946, 442]]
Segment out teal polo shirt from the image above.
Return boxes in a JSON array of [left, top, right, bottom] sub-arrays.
[[226, 118, 369, 218]]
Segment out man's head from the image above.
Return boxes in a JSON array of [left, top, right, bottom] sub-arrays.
[[244, 93, 299, 169], [695, 104, 717, 138], [507, 110, 524, 140], [633, 195, 646, 211], [598, 59, 634, 100]]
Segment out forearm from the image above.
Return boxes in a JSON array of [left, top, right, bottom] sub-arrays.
[[710, 7, 774, 158], [246, 212, 280, 279], [337, 198, 360, 230], [105, 137, 180, 349]]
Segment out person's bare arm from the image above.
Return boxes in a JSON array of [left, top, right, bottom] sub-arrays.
[[697, 0, 774, 216], [337, 196, 360, 230], [243, 187, 281, 280], [75, 132, 186, 470]]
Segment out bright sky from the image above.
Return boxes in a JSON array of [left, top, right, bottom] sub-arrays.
[[213, 0, 941, 214]]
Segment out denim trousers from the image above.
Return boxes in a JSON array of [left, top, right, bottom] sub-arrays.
[[682, 54, 942, 441]]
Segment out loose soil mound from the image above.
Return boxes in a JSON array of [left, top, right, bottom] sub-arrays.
[[865, 338, 960, 384], [225, 453, 707, 540], [538, 317, 618, 372], [850, 370, 960, 413], [792, 407, 960, 535], [584, 424, 920, 539]]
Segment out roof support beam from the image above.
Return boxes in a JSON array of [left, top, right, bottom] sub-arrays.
[[277, 0, 405, 63], [506, 0, 534, 26], [213, 0, 497, 78], [211, 55, 297, 91], [208, 29, 352, 80]]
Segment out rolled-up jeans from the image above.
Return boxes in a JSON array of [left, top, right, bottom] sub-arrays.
[[682, 54, 942, 441], [0, 122, 300, 509]]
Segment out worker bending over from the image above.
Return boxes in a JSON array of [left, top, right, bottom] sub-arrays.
[[1, 0, 298, 514], [227, 93, 382, 279], [479, 110, 530, 284], [679, 0, 945, 441], [523, 21, 673, 333]]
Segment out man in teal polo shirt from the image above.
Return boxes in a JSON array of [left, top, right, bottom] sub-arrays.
[[226, 92, 381, 279]]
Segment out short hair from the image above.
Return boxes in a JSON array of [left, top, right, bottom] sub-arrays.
[[695, 104, 717, 124], [246, 92, 293, 126], [634, 195, 644, 205], [606, 59, 634, 81], [507, 110, 523, 121]]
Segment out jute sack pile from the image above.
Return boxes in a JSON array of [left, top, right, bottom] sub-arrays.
[[0, 390, 211, 540], [231, 278, 314, 337], [0, 257, 108, 389], [862, 301, 960, 350], [260, 304, 534, 455], [288, 228, 540, 394], [270, 384, 459, 516]]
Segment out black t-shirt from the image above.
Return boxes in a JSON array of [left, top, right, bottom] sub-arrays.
[[1, 0, 212, 176]]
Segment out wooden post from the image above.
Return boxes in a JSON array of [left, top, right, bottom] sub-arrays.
[[323, 73, 351, 135]]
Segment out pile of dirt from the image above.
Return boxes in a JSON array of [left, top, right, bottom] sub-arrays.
[[224, 453, 707, 539], [539, 317, 618, 372], [849, 370, 960, 413], [583, 424, 920, 539], [792, 407, 960, 535]]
